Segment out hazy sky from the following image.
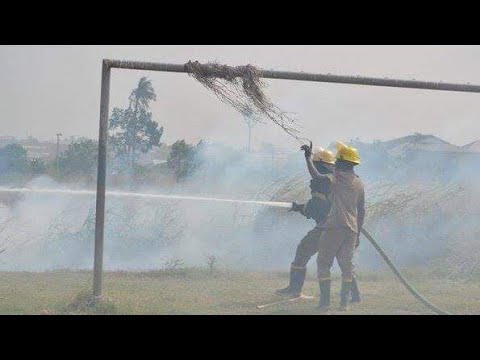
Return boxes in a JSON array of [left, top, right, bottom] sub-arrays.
[[1, 45, 480, 149]]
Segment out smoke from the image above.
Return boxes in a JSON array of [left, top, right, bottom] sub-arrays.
[[0, 176, 96, 270], [1, 140, 480, 278]]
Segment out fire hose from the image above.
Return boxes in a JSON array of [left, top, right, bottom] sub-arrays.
[[361, 228, 451, 315]]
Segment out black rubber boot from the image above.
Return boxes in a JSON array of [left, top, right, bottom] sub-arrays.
[[350, 277, 361, 303], [275, 267, 306, 297], [339, 281, 352, 311], [317, 280, 331, 311], [275, 268, 295, 296], [289, 268, 306, 296]]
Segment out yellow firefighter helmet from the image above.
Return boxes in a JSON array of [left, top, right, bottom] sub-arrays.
[[312, 147, 336, 164], [335, 141, 360, 165]]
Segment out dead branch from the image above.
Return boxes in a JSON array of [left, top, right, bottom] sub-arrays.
[[185, 61, 304, 141]]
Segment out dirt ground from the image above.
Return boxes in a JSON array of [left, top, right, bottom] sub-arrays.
[[0, 269, 478, 315]]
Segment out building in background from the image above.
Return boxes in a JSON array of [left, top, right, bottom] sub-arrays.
[[0, 136, 16, 148], [0, 135, 69, 162]]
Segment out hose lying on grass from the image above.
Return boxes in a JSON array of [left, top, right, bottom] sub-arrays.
[[361, 228, 451, 315]]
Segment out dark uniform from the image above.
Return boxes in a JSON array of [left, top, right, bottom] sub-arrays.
[[276, 173, 332, 297], [293, 177, 332, 268]]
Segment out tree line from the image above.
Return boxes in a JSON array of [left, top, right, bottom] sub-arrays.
[[0, 77, 202, 185]]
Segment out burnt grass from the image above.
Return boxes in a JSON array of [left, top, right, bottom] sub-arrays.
[[0, 268, 479, 315]]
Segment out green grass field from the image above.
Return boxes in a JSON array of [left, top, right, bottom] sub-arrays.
[[1, 268, 478, 315]]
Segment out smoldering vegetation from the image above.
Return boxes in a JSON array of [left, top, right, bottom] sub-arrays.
[[1, 138, 480, 279]]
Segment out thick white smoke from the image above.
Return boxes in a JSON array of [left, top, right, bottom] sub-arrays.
[[1, 141, 480, 278]]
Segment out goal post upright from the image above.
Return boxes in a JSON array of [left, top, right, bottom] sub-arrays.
[[93, 60, 111, 297], [93, 58, 480, 298]]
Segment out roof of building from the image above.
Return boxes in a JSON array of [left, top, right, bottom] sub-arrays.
[[461, 140, 480, 153]]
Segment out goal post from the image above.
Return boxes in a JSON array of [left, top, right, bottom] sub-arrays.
[[93, 58, 480, 297]]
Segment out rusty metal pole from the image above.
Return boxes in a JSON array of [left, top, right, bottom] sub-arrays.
[[93, 60, 111, 298], [105, 59, 480, 94]]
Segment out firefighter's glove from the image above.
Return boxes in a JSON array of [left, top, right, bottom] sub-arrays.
[[300, 141, 313, 159], [291, 202, 303, 212]]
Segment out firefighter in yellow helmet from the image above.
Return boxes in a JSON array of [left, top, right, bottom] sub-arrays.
[[301, 141, 365, 311], [275, 147, 335, 297]]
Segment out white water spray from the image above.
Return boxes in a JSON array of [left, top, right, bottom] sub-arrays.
[[0, 187, 292, 209]]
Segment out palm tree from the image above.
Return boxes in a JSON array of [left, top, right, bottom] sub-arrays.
[[128, 77, 157, 111], [127, 77, 157, 167], [242, 108, 257, 153]]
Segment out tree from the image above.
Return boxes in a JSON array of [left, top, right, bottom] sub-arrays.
[[109, 77, 164, 168], [167, 140, 203, 180], [58, 138, 98, 181], [0, 144, 28, 174]]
